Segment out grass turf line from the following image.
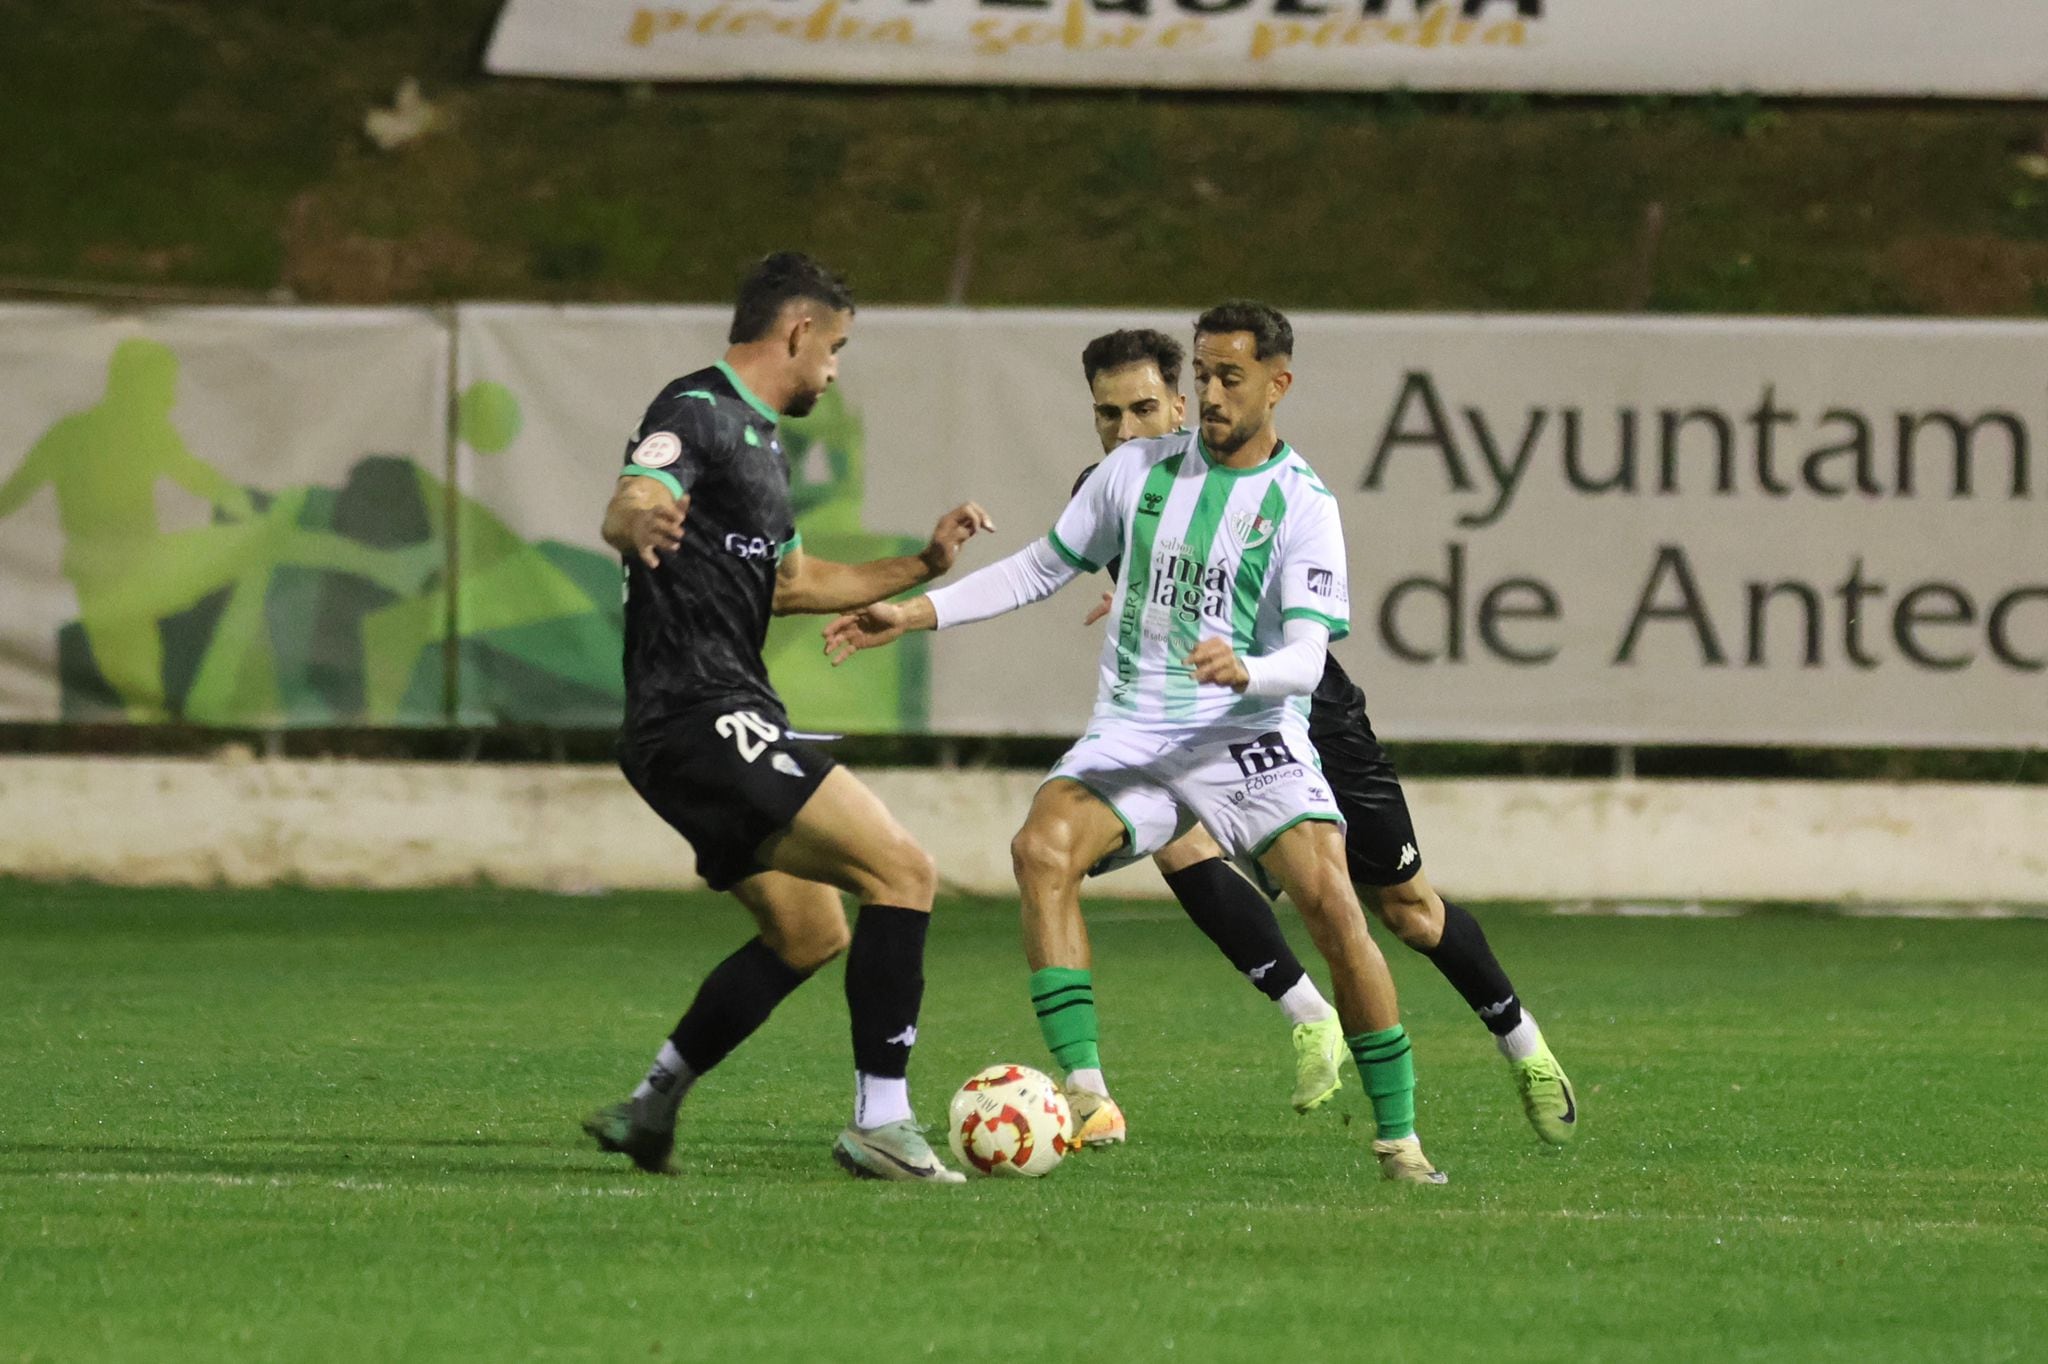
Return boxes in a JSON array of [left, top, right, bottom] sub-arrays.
[[1, 883, 2043, 1362]]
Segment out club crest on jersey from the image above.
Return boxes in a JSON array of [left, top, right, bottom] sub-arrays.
[[1230, 509, 1277, 550], [631, 432, 682, 469]]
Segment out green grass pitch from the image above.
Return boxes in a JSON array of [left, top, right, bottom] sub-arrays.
[[2, 882, 2042, 1362]]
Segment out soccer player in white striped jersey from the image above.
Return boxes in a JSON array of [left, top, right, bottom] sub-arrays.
[[825, 302, 1446, 1184]]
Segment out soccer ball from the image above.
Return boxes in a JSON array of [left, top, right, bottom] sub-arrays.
[[947, 1064, 1074, 1178]]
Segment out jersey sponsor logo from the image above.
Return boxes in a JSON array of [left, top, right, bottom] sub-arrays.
[[1307, 567, 1349, 602], [714, 709, 782, 763], [1230, 731, 1301, 779], [1151, 549, 1231, 624], [630, 431, 682, 469], [722, 533, 776, 561], [1230, 508, 1277, 551]]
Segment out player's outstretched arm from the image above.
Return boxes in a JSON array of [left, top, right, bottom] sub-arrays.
[[602, 476, 688, 568], [771, 502, 994, 616], [823, 533, 1083, 664]]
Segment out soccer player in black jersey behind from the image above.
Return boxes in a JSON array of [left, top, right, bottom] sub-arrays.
[[584, 252, 994, 1182], [1069, 328, 1579, 1145]]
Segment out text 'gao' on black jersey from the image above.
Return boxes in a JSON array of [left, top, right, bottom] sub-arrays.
[[617, 361, 801, 728]]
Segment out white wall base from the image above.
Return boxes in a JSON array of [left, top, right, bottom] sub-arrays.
[[0, 756, 2041, 904]]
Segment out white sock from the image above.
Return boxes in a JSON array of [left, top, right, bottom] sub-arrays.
[[1064, 1066, 1108, 1098], [1277, 975, 1337, 1027], [854, 1073, 912, 1129], [1497, 1011, 1544, 1063], [630, 1041, 696, 1130]]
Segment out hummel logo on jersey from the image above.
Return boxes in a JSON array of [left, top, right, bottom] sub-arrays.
[[885, 1025, 918, 1047], [1230, 732, 1301, 779], [1397, 842, 1418, 869], [771, 753, 804, 778], [1138, 491, 1165, 516]]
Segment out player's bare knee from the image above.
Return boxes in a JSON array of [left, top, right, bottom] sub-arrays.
[[764, 905, 850, 970], [870, 834, 936, 908], [1011, 821, 1083, 888], [1373, 881, 1441, 949]]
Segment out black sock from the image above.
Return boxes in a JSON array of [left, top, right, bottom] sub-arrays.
[[845, 905, 929, 1078], [1163, 858, 1308, 1002], [1423, 899, 1523, 1036], [669, 937, 815, 1075]]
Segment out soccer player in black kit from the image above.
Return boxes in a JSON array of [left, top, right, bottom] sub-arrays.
[[584, 253, 994, 1183], [1067, 328, 1578, 1145]]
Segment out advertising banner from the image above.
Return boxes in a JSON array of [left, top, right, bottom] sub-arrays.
[[484, 0, 2048, 99], [0, 306, 451, 726], [454, 305, 2048, 747]]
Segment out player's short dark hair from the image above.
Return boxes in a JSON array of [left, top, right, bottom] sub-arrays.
[[1081, 328, 1184, 390], [728, 252, 855, 344], [1193, 300, 1293, 361]]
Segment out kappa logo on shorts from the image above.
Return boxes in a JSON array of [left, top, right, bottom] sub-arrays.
[[771, 753, 804, 779], [1229, 732, 1301, 780], [1397, 842, 1418, 869]]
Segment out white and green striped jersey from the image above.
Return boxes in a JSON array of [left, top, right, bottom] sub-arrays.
[[1049, 430, 1350, 732]]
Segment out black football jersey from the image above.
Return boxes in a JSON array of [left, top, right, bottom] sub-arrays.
[[617, 362, 799, 727]]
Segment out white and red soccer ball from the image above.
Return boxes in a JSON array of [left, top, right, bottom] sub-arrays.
[[946, 1064, 1074, 1178]]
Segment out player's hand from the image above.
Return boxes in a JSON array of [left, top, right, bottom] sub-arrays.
[[627, 497, 688, 569], [1185, 638, 1250, 692], [919, 502, 996, 577], [825, 600, 911, 664], [1082, 591, 1113, 626]]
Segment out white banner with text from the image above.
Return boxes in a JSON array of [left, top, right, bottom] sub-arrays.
[[457, 305, 2048, 747], [484, 0, 2048, 98]]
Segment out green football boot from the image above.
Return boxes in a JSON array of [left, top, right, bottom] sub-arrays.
[[1510, 1035, 1579, 1146], [832, 1120, 966, 1184], [582, 1100, 678, 1176], [1290, 1017, 1346, 1114]]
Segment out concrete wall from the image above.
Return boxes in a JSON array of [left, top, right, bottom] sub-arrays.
[[0, 755, 2042, 904]]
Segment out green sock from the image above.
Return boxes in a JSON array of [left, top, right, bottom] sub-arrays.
[[1347, 1024, 1417, 1141], [1030, 967, 1100, 1075]]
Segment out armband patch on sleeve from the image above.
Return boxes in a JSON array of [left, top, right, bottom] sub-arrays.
[[630, 432, 682, 469]]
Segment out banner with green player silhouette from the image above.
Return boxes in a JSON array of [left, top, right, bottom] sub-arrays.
[[0, 305, 454, 726]]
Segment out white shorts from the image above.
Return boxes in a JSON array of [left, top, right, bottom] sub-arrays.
[[1045, 715, 1344, 874]]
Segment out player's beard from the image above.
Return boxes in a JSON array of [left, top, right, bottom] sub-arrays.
[[1201, 409, 1264, 457], [784, 385, 823, 418]]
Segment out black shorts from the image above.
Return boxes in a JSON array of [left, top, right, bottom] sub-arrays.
[[1308, 691, 1423, 888], [620, 698, 837, 892]]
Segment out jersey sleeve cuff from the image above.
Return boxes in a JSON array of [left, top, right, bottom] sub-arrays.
[[620, 467, 685, 499], [1046, 529, 1100, 574], [1282, 605, 1350, 641]]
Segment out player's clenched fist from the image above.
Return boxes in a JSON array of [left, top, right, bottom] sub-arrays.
[[1184, 638, 1251, 692], [918, 502, 997, 577]]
